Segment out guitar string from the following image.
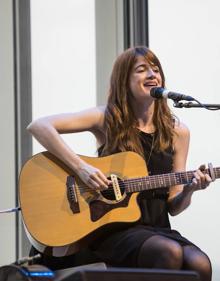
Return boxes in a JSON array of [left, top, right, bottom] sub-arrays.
[[74, 166, 220, 195], [70, 168, 219, 195], [73, 170, 198, 194]]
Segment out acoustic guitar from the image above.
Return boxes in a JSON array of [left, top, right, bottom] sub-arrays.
[[19, 151, 219, 257]]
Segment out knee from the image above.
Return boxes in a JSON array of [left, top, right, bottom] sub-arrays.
[[183, 247, 212, 281], [191, 255, 212, 281], [160, 241, 183, 269], [137, 236, 183, 269]]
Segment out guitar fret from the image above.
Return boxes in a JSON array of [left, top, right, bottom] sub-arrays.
[[167, 174, 171, 187], [186, 171, 194, 184], [158, 175, 165, 187], [180, 172, 187, 185], [169, 173, 176, 186], [134, 182, 138, 191], [155, 175, 166, 188], [186, 172, 189, 182], [129, 181, 140, 192], [125, 167, 220, 194], [185, 171, 193, 184], [151, 177, 156, 189], [175, 173, 181, 185], [164, 174, 172, 186], [145, 178, 151, 190], [137, 181, 143, 190]]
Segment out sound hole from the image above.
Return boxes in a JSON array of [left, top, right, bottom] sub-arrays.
[[101, 177, 125, 200]]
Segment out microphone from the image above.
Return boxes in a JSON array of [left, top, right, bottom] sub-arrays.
[[150, 87, 194, 101]]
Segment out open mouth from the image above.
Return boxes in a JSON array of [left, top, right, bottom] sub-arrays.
[[143, 83, 157, 87]]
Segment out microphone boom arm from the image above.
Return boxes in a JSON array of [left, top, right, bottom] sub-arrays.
[[173, 101, 220, 110]]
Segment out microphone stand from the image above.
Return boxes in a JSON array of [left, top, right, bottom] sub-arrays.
[[0, 207, 21, 214], [173, 101, 220, 110]]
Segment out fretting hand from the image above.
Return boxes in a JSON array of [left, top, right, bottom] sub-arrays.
[[185, 164, 213, 192]]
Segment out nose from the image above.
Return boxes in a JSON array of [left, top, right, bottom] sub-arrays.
[[147, 67, 156, 78]]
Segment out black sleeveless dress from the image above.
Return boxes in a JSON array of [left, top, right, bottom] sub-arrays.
[[30, 131, 197, 269], [90, 131, 197, 267]]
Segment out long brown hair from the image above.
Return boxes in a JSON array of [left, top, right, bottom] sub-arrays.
[[100, 46, 176, 157]]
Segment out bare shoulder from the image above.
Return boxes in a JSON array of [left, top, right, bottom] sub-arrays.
[[59, 105, 106, 133], [174, 120, 190, 139], [86, 105, 106, 131], [173, 120, 190, 153]]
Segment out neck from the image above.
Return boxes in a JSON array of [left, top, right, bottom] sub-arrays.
[[132, 99, 155, 133]]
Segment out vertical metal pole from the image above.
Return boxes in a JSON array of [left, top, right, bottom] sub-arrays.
[[13, 0, 32, 259], [123, 0, 149, 48]]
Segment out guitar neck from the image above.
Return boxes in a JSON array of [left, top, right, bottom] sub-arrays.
[[125, 167, 220, 193]]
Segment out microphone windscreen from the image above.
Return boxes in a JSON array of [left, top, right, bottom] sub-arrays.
[[150, 87, 164, 98]]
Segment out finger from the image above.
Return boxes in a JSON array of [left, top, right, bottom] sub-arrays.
[[199, 164, 206, 172], [205, 173, 212, 183], [193, 171, 201, 184], [185, 178, 197, 190], [87, 178, 102, 190], [190, 177, 202, 191], [196, 170, 207, 187], [191, 177, 198, 187], [97, 171, 111, 187], [90, 173, 108, 190], [200, 174, 212, 189], [197, 169, 206, 179]]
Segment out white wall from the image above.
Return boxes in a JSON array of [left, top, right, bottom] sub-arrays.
[[28, 0, 123, 260], [0, 0, 16, 266], [31, 0, 97, 156], [149, 1, 220, 280]]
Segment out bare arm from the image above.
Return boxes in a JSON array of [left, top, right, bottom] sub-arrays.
[[27, 106, 110, 190], [167, 122, 212, 216]]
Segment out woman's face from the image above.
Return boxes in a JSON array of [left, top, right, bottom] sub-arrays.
[[129, 56, 162, 101]]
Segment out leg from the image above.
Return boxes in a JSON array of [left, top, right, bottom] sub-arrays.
[[183, 245, 212, 281], [137, 235, 183, 269]]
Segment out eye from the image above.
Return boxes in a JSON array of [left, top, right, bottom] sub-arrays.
[[136, 66, 145, 73], [152, 66, 160, 73]]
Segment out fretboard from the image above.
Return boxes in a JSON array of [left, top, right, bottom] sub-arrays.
[[125, 167, 220, 193]]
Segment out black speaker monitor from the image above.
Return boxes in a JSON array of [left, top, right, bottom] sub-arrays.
[[57, 268, 200, 281]]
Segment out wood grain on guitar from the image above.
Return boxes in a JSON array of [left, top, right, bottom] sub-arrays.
[[19, 151, 219, 257]]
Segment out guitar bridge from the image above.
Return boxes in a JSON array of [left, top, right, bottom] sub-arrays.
[[66, 176, 80, 213]]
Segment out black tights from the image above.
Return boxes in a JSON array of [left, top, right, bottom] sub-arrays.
[[137, 235, 212, 281]]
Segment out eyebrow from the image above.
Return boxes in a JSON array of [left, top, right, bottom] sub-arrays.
[[134, 63, 158, 71]]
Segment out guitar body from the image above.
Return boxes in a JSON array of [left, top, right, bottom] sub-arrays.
[[19, 151, 148, 257]]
